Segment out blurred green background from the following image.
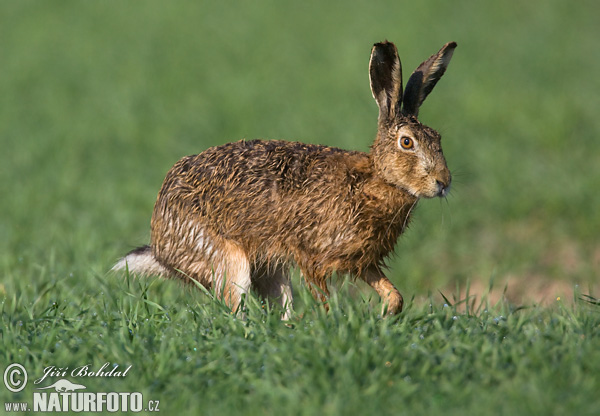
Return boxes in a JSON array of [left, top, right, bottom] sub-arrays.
[[1, 0, 599, 302]]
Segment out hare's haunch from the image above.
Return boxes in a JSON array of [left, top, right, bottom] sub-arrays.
[[114, 41, 457, 318]]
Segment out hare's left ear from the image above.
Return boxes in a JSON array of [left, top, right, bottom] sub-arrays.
[[402, 42, 457, 117], [369, 41, 403, 121]]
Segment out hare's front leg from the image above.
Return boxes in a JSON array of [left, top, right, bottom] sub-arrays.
[[362, 267, 403, 315], [252, 265, 294, 320]]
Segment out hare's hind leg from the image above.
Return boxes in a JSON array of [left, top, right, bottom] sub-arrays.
[[152, 211, 251, 313], [252, 265, 293, 320], [212, 240, 252, 314], [298, 267, 330, 311], [362, 267, 403, 315]]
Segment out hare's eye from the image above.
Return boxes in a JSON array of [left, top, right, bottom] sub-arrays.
[[399, 136, 414, 150]]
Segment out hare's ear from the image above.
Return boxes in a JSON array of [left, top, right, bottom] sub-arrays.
[[402, 41, 457, 117], [369, 41, 403, 121]]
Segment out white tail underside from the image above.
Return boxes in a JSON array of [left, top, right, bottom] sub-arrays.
[[112, 249, 170, 277]]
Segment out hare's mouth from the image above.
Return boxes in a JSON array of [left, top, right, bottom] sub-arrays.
[[405, 179, 451, 199]]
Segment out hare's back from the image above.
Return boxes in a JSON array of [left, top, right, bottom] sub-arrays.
[[164, 139, 361, 197], [155, 139, 369, 237]]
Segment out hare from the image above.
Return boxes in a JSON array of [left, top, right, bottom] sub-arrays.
[[114, 40, 457, 319]]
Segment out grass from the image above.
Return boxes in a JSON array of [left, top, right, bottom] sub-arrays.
[[1, 0, 599, 414], [2, 276, 600, 415]]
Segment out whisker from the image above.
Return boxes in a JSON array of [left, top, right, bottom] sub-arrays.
[[400, 199, 419, 233], [438, 195, 452, 228], [385, 198, 418, 237]]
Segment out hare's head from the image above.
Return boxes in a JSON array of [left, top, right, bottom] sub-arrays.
[[369, 41, 456, 198]]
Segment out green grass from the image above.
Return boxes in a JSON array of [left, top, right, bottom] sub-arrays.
[[3, 276, 600, 415], [1, 0, 599, 414]]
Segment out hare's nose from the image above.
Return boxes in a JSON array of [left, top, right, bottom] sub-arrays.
[[436, 179, 451, 197]]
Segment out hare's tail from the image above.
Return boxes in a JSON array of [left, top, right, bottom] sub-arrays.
[[112, 245, 170, 277]]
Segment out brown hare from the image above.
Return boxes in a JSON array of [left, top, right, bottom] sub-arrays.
[[114, 40, 457, 319]]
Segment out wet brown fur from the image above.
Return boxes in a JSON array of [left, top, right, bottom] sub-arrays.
[[115, 41, 457, 317]]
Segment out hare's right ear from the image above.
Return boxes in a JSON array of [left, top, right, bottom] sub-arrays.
[[402, 41, 457, 117], [369, 41, 403, 121]]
